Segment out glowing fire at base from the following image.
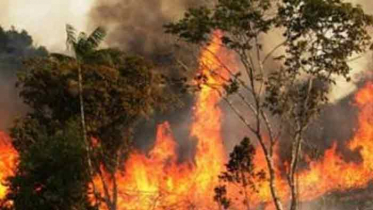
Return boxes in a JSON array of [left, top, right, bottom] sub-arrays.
[[0, 132, 17, 198], [245, 82, 373, 207], [1, 35, 373, 209], [296, 82, 373, 200]]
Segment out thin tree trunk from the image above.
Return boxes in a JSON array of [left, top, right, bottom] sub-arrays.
[[265, 152, 284, 210], [288, 79, 314, 210], [241, 171, 250, 210], [112, 171, 118, 210], [78, 64, 88, 169], [288, 131, 303, 210], [78, 63, 98, 202], [255, 134, 284, 210]]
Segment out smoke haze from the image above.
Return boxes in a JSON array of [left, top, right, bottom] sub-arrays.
[[89, 0, 201, 57], [0, 27, 48, 129], [0, 0, 94, 52]]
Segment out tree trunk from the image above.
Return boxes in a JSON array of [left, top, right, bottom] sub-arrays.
[[288, 132, 303, 210], [78, 63, 99, 203], [266, 156, 284, 210], [256, 134, 284, 210], [78, 63, 88, 171]]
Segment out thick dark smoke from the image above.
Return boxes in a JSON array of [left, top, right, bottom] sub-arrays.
[[90, 0, 201, 58], [90, 0, 204, 82], [0, 26, 48, 130]]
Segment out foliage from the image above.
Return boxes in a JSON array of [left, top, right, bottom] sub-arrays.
[[64, 24, 106, 61], [13, 49, 172, 170], [214, 137, 265, 209], [7, 25, 176, 210], [0, 26, 47, 71], [2, 121, 94, 210]]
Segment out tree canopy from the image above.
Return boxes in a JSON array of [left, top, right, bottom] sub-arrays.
[[2, 121, 92, 210], [4, 25, 176, 210]]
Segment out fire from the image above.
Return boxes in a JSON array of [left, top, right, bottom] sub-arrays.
[[0, 131, 17, 199], [296, 82, 373, 200], [190, 31, 229, 193], [1, 33, 373, 209], [94, 32, 230, 209], [246, 82, 373, 206]]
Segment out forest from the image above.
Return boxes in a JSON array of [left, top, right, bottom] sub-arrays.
[[1, 0, 373, 210]]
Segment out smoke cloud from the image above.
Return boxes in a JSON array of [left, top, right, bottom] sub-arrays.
[[89, 0, 201, 57], [0, 26, 48, 130]]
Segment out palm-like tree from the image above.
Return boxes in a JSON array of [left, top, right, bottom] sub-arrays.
[[52, 24, 106, 205], [52, 24, 106, 140], [63, 24, 106, 145]]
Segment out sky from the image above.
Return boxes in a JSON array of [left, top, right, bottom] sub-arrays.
[[0, 0, 94, 52]]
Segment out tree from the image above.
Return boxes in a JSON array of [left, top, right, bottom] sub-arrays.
[[55, 25, 107, 202], [63, 24, 106, 152], [54, 24, 109, 208], [6, 26, 175, 210], [1, 121, 93, 210], [165, 0, 373, 209], [214, 137, 265, 210]]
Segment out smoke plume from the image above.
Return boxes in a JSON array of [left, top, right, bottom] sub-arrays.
[[89, 0, 201, 57], [0, 26, 48, 130]]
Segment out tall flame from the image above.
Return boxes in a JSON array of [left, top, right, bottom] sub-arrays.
[[189, 31, 228, 193]]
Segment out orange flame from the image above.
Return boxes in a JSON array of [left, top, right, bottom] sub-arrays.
[[296, 82, 373, 200], [93, 32, 231, 209], [0, 132, 17, 199], [1, 34, 373, 210], [243, 82, 373, 207]]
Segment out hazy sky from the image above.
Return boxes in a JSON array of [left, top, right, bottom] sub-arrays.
[[0, 0, 371, 102], [0, 0, 370, 52], [0, 0, 94, 52]]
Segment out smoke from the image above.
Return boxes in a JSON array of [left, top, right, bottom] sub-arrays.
[[89, 0, 201, 57], [0, 26, 48, 130], [88, 0, 373, 157], [0, 0, 94, 52], [0, 0, 96, 130]]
